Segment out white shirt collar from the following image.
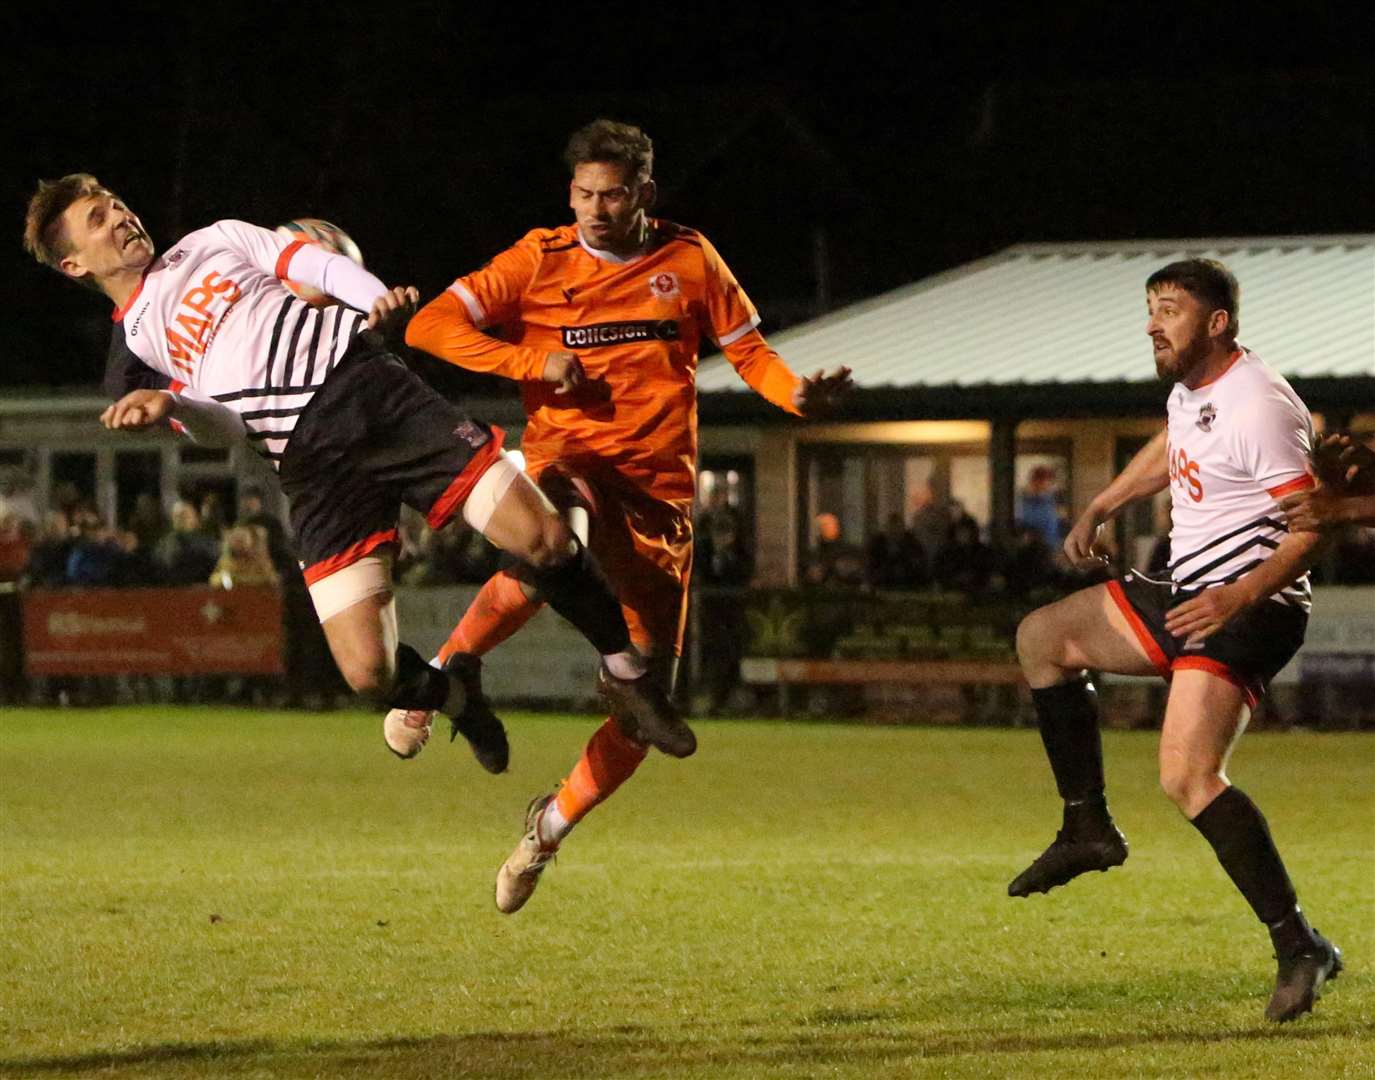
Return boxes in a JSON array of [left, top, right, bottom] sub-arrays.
[[576, 227, 649, 264]]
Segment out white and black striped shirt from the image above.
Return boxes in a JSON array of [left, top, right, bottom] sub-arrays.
[[1164, 350, 1315, 611], [108, 220, 383, 467]]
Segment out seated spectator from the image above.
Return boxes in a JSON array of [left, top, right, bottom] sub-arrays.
[[210, 525, 280, 589], [0, 511, 33, 583], [1003, 523, 1057, 596], [21, 511, 73, 588], [700, 507, 752, 586], [804, 512, 865, 586], [932, 517, 997, 595], [198, 490, 228, 539], [236, 485, 292, 572], [866, 512, 927, 589], [154, 500, 220, 585], [127, 492, 169, 553], [65, 507, 124, 587], [395, 514, 434, 585], [114, 528, 160, 586], [0, 467, 38, 530], [909, 483, 953, 562]]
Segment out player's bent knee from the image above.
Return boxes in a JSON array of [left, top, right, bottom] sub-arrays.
[[1159, 765, 1220, 811], [328, 632, 398, 701], [525, 515, 576, 570], [1016, 608, 1054, 665]]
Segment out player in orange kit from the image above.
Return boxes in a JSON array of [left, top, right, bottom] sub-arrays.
[[405, 119, 851, 913]]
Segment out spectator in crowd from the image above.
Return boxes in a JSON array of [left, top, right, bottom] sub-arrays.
[[1017, 464, 1067, 549], [114, 527, 159, 586], [1003, 523, 1058, 597], [154, 500, 220, 585], [866, 512, 927, 589], [909, 482, 952, 566], [932, 516, 997, 595], [197, 490, 228, 540], [236, 485, 292, 572], [126, 492, 169, 554], [0, 511, 33, 583], [803, 512, 865, 586], [394, 512, 433, 585], [698, 502, 752, 586], [209, 524, 280, 589], [64, 506, 125, 587], [21, 510, 73, 588], [0, 468, 38, 529]]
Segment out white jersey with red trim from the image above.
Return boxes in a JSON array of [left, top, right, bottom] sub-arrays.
[[1164, 349, 1315, 610], [109, 220, 379, 467]]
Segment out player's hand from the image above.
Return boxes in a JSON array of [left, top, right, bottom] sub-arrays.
[[1312, 433, 1375, 492], [792, 367, 853, 416], [100, 389, 174, 431], [367, 286, 420, 332], [542, 351, 587, 395], [1063, 508, 1110, 569], [1279, 486, 1351, 533], [1163, 582, 1250, 645]]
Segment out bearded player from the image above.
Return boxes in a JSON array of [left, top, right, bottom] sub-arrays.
[[22, 174, 679, 767], [405, 119, 851, 913], [1008, 258, 1341, 1023]]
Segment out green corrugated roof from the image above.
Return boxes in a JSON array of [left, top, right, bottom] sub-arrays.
[[697, 235, 1375, 393]]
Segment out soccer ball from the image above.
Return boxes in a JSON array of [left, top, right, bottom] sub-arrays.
[[275, 218, 364, 305]]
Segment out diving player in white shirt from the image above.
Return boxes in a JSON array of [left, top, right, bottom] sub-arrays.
[[22, 173, 683, 771], [1007, 258, 1341, 1024]]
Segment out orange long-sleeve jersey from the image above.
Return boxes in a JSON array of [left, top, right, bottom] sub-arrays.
[[406, 220, 801, 511]]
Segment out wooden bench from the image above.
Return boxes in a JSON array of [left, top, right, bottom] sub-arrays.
[[738, 656, 1027, 719]]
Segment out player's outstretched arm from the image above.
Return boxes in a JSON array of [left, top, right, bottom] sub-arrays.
[[101, 388, 247, 447], [101, 389, 173, 431], [719, 330, 850, 417], [406, 291, 550, 381], [1063, 427, 1170, 568]]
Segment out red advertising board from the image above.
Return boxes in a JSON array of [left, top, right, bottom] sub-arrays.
[[23, 587, 284, 675]]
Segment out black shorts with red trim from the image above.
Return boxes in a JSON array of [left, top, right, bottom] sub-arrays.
[[279, 332, 503, 585], [1107, 572, 1306, 709]]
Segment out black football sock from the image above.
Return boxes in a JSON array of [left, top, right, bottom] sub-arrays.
[[1190, 786, 1302, 931], [386, 642, 457, 712], [1031, 676, 1112, 836], [528, 536, 631, 657]]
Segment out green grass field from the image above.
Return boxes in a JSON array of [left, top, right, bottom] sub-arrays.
[[1, 708, 1371, 1079]]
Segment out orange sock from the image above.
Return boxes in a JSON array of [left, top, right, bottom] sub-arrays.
[[437, 569, 543, 663], [554, 718, 649, 825]]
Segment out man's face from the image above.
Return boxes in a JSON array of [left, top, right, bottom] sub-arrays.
[[1145, 285, 1216, 381], [58, 192, 154, 286], [569, 162, 652, 253]]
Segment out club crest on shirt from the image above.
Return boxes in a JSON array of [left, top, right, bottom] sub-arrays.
[[1196, 402, 1217, 432], [452, 421, 489, 449], [164, 248, 188, 268], [648, 272, 680, 300]]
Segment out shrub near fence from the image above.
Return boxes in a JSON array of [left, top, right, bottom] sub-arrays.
[[694, 587, 1038, 722], [691, 586, 1375, 729]]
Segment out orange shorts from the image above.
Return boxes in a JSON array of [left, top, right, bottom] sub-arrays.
[[536, 464, 692, 655]]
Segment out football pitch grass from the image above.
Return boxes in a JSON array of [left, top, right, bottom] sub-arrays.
[[1, 709, 1371, 1079]]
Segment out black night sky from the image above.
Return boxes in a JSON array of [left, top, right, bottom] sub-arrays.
[[4, 6, 1371, 394]]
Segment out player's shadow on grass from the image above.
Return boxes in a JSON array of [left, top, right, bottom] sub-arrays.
[[0, 1020, 1363, 1079]]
